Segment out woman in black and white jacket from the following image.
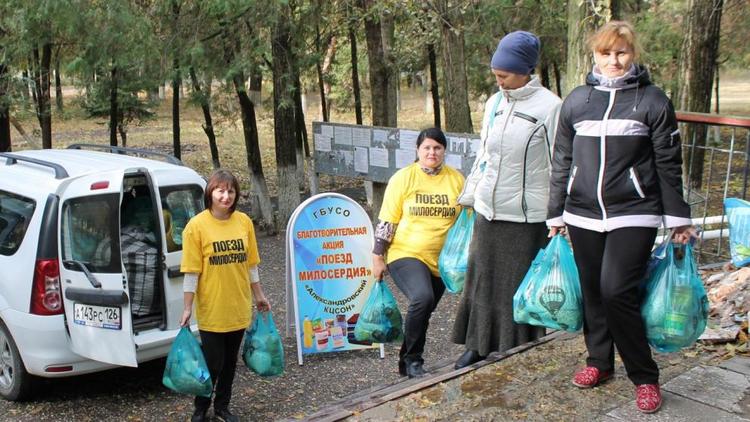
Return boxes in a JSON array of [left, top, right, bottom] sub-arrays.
[[547, 21, 695, 414]]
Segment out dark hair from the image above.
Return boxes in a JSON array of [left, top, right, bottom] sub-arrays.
[[416, 127, 447, 148], [204, 169, 241, 213]]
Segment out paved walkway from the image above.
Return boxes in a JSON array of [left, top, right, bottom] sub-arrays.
[[298, 331, 750, 421]]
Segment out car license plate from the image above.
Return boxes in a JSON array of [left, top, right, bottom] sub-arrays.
[[73, 303, 122, 330]]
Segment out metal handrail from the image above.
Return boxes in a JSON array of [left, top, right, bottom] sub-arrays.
[[676, 111, 750, 128], [677, 111, 750, 263]]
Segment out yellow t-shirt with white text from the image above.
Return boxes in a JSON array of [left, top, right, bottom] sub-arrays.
[[379, 163, 465, 276], [180, 210, 261, 332]]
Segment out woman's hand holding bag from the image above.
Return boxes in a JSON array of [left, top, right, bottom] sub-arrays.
[[641, 242, 709, 353], [243, 311, 285, 377], [438, 207, 475, 293], [513, 234, 583, 332], [162, 327, 212, 397], [354, 280, 403, 343]]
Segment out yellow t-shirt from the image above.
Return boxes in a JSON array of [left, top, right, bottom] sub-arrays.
[[379, 163, 465, 276], [180, 210, 261, 332]]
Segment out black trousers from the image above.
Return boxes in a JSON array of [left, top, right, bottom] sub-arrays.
[[194, 328, 245, 412], [388, 258, 445, 365], [567, 225, 659, 385]]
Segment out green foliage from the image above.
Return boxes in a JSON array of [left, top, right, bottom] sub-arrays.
[[66, 2, 160, 132], [632, 0, 687, 96]]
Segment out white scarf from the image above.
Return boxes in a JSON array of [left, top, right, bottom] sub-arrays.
[[591, 64, 636, 88]]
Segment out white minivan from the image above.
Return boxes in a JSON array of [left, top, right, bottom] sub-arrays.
[[0, 145, 205, 400]]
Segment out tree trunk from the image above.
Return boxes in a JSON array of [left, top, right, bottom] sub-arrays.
[[553, 60, 562, 97], [0, 46, 9, 152], [32, 44, 52, 149], [315, 26, 329, 122], [272, 7, 301, 227], [348, 11, 363, 125], [293, 74, 307, 190], [9, 116, 40, 149], [565, 1, 611, 95], [677, 0, 723, 189], [109, 65, 118, 146], [172, 57, 181, 160], [221, 21, 275, 233], [540, 63, 551, 90], [234, 72, 276, 234], [359, 0, 398, 219], [322, 35, 337, 116], [118, 121, 127, 147], [427, 43, 441, 128], [0, 107, 9, 152], [23, 69, 34, 103], [435, 0, 472, 133], [248, 72, 262, 109], [714, 64, 720, 114], [189, 67, 220, 169], [360, 0, 397, 128], [54, 46, 63, 113]]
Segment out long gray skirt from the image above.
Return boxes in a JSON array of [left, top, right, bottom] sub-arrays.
[[452, 217, 548, 356]]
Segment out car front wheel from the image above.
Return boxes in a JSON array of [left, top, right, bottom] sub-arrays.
[[0, 322, 33, 401]]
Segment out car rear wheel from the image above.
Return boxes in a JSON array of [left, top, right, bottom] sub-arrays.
[[0, 322, 33, 401]]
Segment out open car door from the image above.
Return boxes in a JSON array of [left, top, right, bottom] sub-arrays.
[[58, 170, 137, 367]]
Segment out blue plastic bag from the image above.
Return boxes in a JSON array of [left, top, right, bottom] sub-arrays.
[[162, 327, 212, 397], [243, 311, 284, 377], [725, 198, 750, 267], [354, 280, 403, 343], [513, 235, 583, 332], [641, 242, 709, 353], [438, 208, 475, 293]]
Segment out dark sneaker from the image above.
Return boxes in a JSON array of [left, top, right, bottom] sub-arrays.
[[571, 366, 613, 388], [214, 407, 239, 422], [191, 407, 208, 422]]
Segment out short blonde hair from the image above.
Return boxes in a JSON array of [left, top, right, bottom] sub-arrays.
[[588, 21, 642, 60]]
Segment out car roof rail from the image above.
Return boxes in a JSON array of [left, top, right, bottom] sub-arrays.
[[1, 152, 69, 179], [67, 143, 184, 166]]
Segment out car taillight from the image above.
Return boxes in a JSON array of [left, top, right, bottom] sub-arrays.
[[30, 258, 63, 315]]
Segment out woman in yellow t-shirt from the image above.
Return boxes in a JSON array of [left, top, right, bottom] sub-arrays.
[[372, 127, 465, 378], [179, 169, 270, 422]]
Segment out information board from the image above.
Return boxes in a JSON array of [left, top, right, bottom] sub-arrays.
[[312, 122, 481, 183]]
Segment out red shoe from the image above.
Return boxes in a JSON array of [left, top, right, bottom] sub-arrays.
[[571, 366, 613, 388], [635, 384, 662, 413]]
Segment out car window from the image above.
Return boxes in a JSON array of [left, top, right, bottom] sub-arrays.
[[61, 193, 121, 273], [0, 190, 36, 256], [159, 185, 203, 252]]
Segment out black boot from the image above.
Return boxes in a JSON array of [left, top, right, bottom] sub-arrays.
[[454, 350, 485, 369], [191, 407, 209, 422], [398, 359, 407, 376], [405, 360, 426, 378]]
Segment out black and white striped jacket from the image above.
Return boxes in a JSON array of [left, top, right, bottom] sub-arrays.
[[547, 65, 692, 232]]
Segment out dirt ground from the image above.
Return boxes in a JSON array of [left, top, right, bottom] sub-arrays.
[[0, 229, 465, 421]]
